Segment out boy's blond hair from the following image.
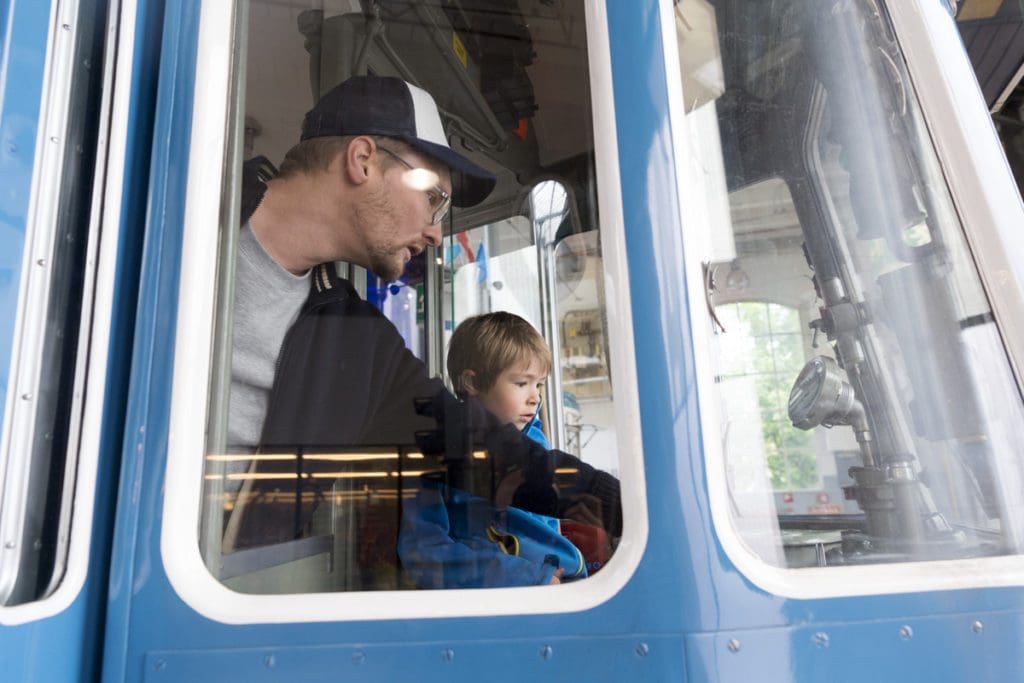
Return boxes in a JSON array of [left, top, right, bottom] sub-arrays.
[[447, 312, 552, 395]]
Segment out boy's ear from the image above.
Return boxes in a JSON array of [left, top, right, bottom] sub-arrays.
[[460, 370, 480, 396]]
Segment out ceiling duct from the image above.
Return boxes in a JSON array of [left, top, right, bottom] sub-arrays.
[[297, 1, 542, 184]]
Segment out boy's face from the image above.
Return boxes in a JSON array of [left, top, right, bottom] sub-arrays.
[[474, 357, 547, 429]]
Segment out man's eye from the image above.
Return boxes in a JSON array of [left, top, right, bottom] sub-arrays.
[[426, 190, 440, 206]]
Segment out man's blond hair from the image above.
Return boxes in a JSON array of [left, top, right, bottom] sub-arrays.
[[447, 312, 552, 396]]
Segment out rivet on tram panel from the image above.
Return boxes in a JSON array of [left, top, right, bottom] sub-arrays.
[[4, 541, 14, 549], [899, 625, 913, 640], [352, 650, 366, 665], [50, 136, 59, 144], [727, 638, 741, 653], [152, 659, 166, 672], [540, 645, 553, 660], [441, 649, 455, 663], [812, 632, 830, 648], [635, 642, 649, 658], [972, 621, 984, 634], [264, 655, 275, 668], [62, 24, 71, 31], [37, 259, 46, 266], [21, 393, 32, 401]]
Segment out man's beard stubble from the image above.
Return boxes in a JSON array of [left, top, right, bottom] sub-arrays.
[[352, 184, 406, 281]]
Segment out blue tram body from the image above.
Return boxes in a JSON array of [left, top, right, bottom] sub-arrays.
[[1, 0, 1024, 681]]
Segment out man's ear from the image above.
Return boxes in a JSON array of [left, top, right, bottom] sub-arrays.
[[460, 370, 480, 396], [342, 136, 376, 186]]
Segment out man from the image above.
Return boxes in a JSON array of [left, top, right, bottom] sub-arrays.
[[226, 75, 619, 553], [228, 75, 495, 457]]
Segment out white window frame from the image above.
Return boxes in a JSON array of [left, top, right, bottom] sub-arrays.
[[0, 0, 132, 624], [664, 0, 1024, 599], [161, 0, 647, 625]]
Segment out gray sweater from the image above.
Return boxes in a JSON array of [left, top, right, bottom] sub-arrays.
[[227, 223, 311, 451]]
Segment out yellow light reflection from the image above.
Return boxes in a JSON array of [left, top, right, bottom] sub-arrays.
[[388, 470, 441, 477], [206, 453, 295, 461], [304, 453, 399, 462], [207, 452, 407, 463], [308, 471, 390, 479], [225, 472, 298, 480]]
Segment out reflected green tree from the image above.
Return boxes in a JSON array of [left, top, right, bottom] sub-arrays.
[[720, 302, 817, 489]]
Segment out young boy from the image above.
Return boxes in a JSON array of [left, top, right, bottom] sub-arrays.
[[398, 312, 585, 588], [446, 311, 552, 449]]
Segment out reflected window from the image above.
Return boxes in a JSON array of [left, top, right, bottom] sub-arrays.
[[718, 302, 816, 490]]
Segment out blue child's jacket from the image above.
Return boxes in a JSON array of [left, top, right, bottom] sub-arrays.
[[397, 414, 586, 588]]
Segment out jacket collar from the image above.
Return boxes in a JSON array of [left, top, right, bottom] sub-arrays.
[[309, 262, 359, 303]]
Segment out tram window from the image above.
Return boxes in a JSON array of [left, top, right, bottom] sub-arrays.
[[678, 0, 1024, 570], [198, 0, 625, 595], [0, 0, 107, 606], [442, 215, 541, 336]]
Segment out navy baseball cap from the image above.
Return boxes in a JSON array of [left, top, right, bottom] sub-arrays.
[[301, 75, 497, 208]]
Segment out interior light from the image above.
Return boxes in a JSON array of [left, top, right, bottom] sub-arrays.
[[303, 453, 399, 462], [207, 453, 295, 461], [308, 471, 390, 479]]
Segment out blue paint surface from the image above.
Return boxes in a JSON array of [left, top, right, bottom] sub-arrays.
[[106, 0, 1024, 680], [685, 610, 1024, 682], [0, 0, 47, 441], [0, 1, 160, 681], [108, 1, 683, 680], [0, 1, 81, 679], [0, 0, 1016, 681]]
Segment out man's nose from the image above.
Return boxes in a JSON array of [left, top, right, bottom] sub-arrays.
[[424, 221, 442, 247]]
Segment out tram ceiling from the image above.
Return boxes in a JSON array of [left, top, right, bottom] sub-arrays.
[[956, 0, 1024, 113], [245, 0, 595, 232]]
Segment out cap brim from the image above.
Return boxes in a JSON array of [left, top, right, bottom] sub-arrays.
[[402, 138, 497, 208]]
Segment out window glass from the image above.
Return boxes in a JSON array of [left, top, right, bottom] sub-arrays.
[[0, 0, 107, 605], [200, 0, 623, 594], [719, 301, 819, 492], [679, 0, 1024, 569], [443, 216, 540, 333]]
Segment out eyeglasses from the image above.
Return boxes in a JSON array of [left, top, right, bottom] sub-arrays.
[[378, 147, 452, 225]]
